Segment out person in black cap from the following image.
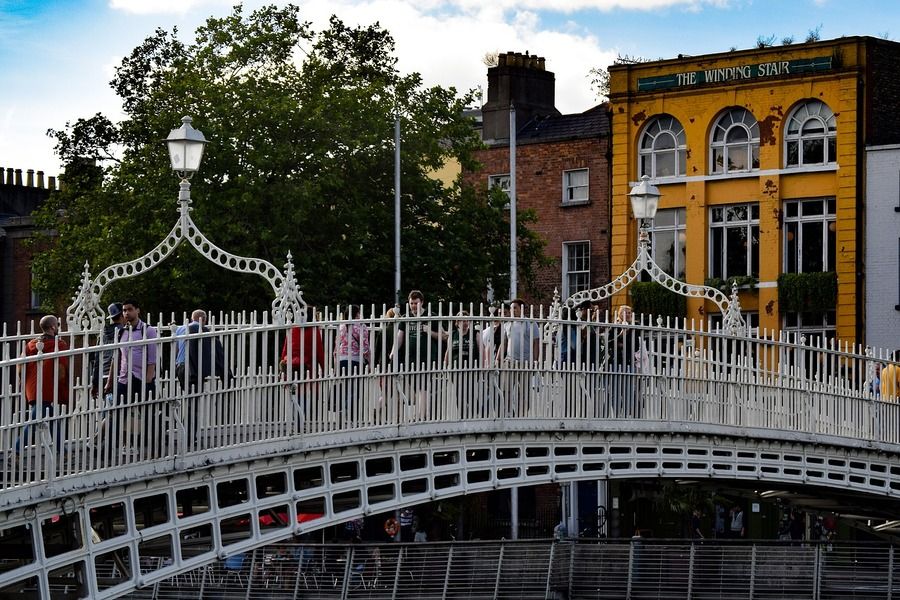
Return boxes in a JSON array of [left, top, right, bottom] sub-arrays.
[[89, 302, 125, 398]]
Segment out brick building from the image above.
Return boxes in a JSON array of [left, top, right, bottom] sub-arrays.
[[608, 36, 900, 345], [0, 167, 57, 331], [465, 52, 611, 305]]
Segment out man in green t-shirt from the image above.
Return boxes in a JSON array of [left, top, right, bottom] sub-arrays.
[[391, 290, 447, 420], [394, 291, 442, 367]]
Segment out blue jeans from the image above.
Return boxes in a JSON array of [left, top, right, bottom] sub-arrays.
[[15, 403, 62, 455]]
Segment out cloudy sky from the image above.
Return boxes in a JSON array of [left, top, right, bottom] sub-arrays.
[[2, 0, 900, 177]]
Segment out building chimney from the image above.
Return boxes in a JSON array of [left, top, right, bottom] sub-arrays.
[[482, 51, 558, 143]]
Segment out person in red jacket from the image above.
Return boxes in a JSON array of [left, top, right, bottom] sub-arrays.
[[280, 309, 325, 432], [14, 315, 69, 460]]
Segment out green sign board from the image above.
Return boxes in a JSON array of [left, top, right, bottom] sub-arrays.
[[637, 56, 833, 92]]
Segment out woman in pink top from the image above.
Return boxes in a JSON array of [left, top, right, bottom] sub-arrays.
[[334, 305, 370, 425]]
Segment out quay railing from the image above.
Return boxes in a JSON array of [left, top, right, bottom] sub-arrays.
[[103, 538, 900, 600], [0, 304, 897, 498]]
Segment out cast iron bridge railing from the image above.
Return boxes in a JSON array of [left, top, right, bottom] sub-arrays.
[[0, 305, 896, 505]]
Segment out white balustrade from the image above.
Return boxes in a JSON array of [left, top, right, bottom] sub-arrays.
[[0, 304, 896, 495]]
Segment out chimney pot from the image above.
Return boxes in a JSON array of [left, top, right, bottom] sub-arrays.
[[37, 171, 45, 188], [5, 168, 12, 186], [14, 169, 22, 186], [26, 169, 34, 187], [48, 176, 57, 190]]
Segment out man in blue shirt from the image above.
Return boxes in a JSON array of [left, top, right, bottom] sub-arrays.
[[175, 309, 206, 386]]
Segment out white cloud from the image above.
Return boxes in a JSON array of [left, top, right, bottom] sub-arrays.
[[450, 0, 731, 14], [301, 0, 617, 113], [108, 0, 232, 16]]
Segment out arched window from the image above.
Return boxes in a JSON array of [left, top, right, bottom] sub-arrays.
[[638, 115, 686, 178], [785, 100, 836, 167], [710, 108, 759, 174]]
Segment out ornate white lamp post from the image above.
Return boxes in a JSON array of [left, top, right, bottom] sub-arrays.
[[562, 175, 745, 335], [66, 116, 306, 332]]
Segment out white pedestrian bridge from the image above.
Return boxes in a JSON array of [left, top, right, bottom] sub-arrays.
[[0, 307, 898, 598]]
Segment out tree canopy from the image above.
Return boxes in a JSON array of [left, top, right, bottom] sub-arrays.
[[34, 4, 545, 317]]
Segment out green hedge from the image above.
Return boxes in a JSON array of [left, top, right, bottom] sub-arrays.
[[778, 271, 837, 313], [630, 281, 686, 319]]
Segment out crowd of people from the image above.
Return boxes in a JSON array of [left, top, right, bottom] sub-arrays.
[[11, 288, 897, 465]]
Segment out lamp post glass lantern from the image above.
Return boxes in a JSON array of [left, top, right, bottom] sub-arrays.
[[629, 174, 661, 227], [166, 116, 207, 178]]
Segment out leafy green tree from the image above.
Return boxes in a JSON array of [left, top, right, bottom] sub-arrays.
[[33, 4, 545, 317]]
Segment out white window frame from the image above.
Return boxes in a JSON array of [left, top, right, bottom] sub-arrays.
[[562, 241, 591, 299], [708, 203, 759, 280], [488, 173, 511, 209], [488, 173, 510, 195], [647, 208, 687, 280], [562, 168, 589, 205], [785, 100, 836, 167], [782, 310, 836, 345], [782, 197, 836, 273], [638, 115, 687, 178], [710, 108, 760, 175]]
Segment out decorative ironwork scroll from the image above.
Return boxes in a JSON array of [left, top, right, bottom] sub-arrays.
[[66, 180, 305, 331], [563, 230, 746, 336]]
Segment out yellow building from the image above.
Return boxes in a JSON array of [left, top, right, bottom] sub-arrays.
[[609, 36, 900, 344]]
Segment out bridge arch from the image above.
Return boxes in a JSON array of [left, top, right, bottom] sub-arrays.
[[2, 425, 899, 598]]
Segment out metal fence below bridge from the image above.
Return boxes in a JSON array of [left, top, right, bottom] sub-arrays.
[[108, 539, 899, 600]]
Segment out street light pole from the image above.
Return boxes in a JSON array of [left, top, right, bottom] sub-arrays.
[[394, 117, 401, 308], [509, 103, 517, 299]]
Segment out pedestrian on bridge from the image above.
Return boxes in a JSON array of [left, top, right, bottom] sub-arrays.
[[13, 315, 69, 465], [879, 351, 900, 401], [281, 308, 325, 433], [103, 299, 159, 459], [176, 309, 232, 451], [445, 311, 482, 419], [498, 298, 541, 417], [605, 305, 650, 419], [391, 290, 447, 421], [335, 305, 370, 426], [174, 309, 206, 387], [89, 302, 124, 399]]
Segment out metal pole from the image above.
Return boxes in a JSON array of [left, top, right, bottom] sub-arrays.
[[510, 487, 519, 540], [509, 104, 517, 299], [394, 117, 401, 307]]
